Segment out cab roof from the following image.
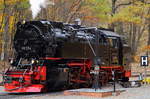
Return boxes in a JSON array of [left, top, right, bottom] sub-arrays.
[[99, 30, 121, 37]]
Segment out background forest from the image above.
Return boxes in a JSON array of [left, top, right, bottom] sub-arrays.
[[0, 0, 150, 72]]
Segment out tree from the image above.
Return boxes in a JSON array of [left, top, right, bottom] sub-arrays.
[[111, 1, 150, 55], [0, 0, 30, 60]]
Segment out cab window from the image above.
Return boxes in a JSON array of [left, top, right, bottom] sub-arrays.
[[99, 36, 108, 45], [108, 37, 118, 48]]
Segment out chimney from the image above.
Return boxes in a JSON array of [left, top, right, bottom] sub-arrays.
[[74, 18, 81, 25]]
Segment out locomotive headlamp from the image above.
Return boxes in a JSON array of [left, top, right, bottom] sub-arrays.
[[31, 59, 35, 64], [22, 20, 26, 24], [10, 59, 13, 64]]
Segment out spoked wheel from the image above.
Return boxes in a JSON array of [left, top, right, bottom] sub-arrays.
[[72, 83, 80, 89], [81, 73, 93, 88], [99, 71, 109, 86]]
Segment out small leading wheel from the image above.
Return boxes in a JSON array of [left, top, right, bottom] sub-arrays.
[[122, 82, 131, 88]]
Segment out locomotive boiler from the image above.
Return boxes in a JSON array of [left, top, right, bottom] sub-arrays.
[[3, 20, 131, 92]]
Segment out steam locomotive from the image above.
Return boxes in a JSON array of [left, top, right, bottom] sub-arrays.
[[3, 20, 131, 92]]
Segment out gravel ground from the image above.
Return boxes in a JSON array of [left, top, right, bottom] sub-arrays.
[[19, 85, 150, 99], [0, 76, 150, 99], [0, 84, 150, 99]]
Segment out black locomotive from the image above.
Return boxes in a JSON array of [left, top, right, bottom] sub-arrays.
[[3, 20, 131, 92]]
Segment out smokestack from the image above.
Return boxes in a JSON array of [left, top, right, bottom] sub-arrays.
[[74, 18, 81, 25]]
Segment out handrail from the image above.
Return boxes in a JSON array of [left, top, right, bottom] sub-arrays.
[[15, 58, 22, 71], [17, 64, 32, 88]]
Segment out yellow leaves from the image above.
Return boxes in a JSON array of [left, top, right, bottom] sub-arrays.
[[80, 6, 92, 14], [144, 14, 150, 19], [0, 14, 16, 33], [110, 13, 138, 24], [129, 7, 142, 15], [110, 1, 149, 25], [133, 55, 140, 63], [141, 45, 150, 52], [132, 17, 142, 24], [84, 0, 96, 4], [83, 0, 111, 24], [84, 16, 99, 23], [9, 16, 15, 33], [0, 0, 29, 10], [0, 0, 28, 5], [0, 14, 5, 33]]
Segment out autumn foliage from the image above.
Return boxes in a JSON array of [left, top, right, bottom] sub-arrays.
[[0, 0, 149, 61]]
